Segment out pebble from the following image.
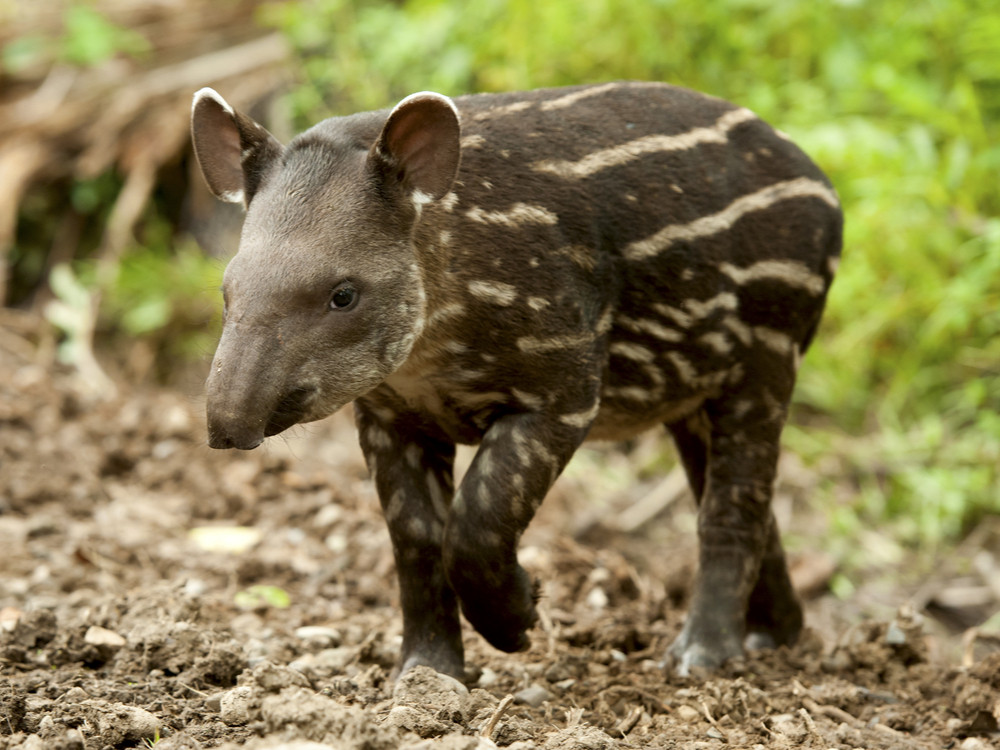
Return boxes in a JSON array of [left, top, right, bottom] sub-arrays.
[[477, 667, 499, 688], [514, 684, 552, 708], [294, 625, 341, 646], [61, 687, 89, 703], [674, 705, 701, 723], [219, 686, 255, 726], [83, 625, 126, 649], [252, 661, 311, 692]]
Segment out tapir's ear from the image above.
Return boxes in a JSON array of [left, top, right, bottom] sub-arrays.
[[369, 92, 461, 203], [190, 88, 284, 207]]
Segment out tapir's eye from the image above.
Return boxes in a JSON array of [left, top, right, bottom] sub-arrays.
[[329, 282, 359, 311]]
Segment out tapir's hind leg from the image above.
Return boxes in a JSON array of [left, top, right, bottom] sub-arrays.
[[666, 386, 803, 674]]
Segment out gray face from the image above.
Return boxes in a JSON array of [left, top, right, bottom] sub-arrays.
[[205, 148, 426, 449], [191, 88, 460, 450]]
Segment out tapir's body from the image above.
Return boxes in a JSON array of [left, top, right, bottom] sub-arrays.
[[192, 81, 841, 679]]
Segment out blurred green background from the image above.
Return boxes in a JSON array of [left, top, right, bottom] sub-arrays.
[[3, 0, 998, 557]]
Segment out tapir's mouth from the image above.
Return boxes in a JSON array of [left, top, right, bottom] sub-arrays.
[[264, 386, 318, 437]]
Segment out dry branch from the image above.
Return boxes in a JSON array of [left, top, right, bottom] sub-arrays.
[[0, 0, 290, 306]]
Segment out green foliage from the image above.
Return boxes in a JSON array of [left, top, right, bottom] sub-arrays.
[[261, 0, 999, 548], [234, 585, 292, 610], [1, 3, 150, 73], [99, 239, 223, 361]]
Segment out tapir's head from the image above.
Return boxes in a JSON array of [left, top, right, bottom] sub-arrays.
[[191, 88, 461, 449]]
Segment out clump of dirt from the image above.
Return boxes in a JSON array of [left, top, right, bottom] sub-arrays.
[[1, 323, 998, 749]]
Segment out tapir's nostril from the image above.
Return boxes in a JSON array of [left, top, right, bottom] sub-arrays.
[[207, 417, 265, 450]]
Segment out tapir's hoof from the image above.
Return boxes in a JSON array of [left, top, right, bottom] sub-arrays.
[[667, 623, 745, 677], [467, 602, 536, 653], [459, 573, 539, 654]]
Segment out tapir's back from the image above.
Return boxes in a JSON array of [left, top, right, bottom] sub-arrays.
[[406, 81, 841, 441]]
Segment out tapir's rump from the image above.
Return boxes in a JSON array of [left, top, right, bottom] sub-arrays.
[[192, 81, 841, 679]]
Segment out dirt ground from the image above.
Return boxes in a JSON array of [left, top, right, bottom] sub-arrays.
[[1, 316, 999, 750]]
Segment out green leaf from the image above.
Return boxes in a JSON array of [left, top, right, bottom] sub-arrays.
[[234, 585, 292, 610]]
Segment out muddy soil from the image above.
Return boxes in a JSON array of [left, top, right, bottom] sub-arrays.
[[1, 320, 998, 749]]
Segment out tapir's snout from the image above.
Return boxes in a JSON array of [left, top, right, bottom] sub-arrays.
[[207, 416, 264, 450], [206, 385, 318, 450], [204, 327, 317, 450]]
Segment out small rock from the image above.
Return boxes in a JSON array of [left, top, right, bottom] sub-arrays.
[[84, 625, 126, 649], [960, 739, 990, 750], [586, 587, 609, 610], [477, 667, 499, 688], [93, 704, 160, 743], [541, 725, 613, 749], [0, 606, 21, 632], [885, 622, 907, 645], [294, 626, 341, 647], [514, 684, 552, 708], [253, 661, 312, 692], [13, 735, 46, 750], [394, 666, 469, 703], [384, 704, 452, 738], [675, 705, 701, 723], [61, 687, 89, 703], [313, 646, 358, 675], [219, 686, 255, 726]]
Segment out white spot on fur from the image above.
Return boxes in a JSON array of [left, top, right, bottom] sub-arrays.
[[754, 326, 795, 355], [533, 108, 757, 179], [722, 315, 754, 346], [609, 341, 656, 363], [699, 331, 732, 354], [616, 315, 683, 342], [384, 490, 404, 522], [720, 259, 827, 295], [439, 192, 459, 212], [473, 100, 532, 120], [427, 471, 449, 521], [527, 297, 550, 311], [651, 292, 739, 329], [624, 178, 841, 261], [365, 424, 394, 451], [404, 444, 422, 470], [603, 385, 656, 402], [468, 280, 518, 306], [665, 352, 698, 384], [426, 303, 465, 329], [511, 389, 546, 410], [406, 516, 429, 540], [539, 81, 660, 111], [559, 401, 600, 429], [517, 331, 593, 354], [465, 203, 559, 227], [412, 188, 434, 207]]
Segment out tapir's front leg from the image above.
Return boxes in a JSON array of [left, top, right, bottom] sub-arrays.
[[354, 402, 463, 680], [443, 412, 592, 654]]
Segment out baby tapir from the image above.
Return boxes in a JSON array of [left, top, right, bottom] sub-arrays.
[[191, 81, 841, 678]]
